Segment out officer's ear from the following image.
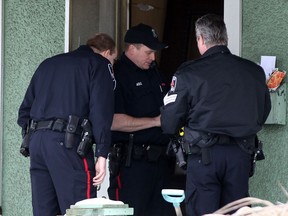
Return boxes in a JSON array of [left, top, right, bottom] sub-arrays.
[[99, 50, 110, 59], [197, 35, 205, 45]]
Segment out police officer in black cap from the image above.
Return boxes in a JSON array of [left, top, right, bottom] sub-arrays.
[[160, 14, 271, 216], [17, 33, 117, 216], [107, 23, 175, 216]]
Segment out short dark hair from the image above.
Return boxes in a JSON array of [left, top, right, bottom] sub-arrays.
[[86, 33, 116, 54], [195, 14, 228, 47]]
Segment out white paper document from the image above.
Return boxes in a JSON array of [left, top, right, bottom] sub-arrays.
[[260, 56, 276, 80]]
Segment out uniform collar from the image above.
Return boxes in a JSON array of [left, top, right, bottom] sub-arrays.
[[77, 45, 94, 53], [120, 52, 145, 72], [202, 45, 231, 58]]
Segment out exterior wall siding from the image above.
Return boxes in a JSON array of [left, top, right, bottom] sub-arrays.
[[3, 1, 65, 215], [242, 0, 288, 204], [2, 1, 288, 215]]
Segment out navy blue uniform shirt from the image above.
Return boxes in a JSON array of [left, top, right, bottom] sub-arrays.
[[112, 53, 169, 146], [17, 45, 115, 157], [161, 45, 271, 137]]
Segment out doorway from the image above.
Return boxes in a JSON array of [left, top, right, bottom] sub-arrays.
[[129, 0, 224, 80], [65, 0, 241, 209]]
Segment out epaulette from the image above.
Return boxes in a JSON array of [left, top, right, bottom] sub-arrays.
[[176, 58, 205, 73]]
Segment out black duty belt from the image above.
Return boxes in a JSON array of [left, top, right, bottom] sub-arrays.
[[31, 119, 82, 135], [132, 144, 167, 161]]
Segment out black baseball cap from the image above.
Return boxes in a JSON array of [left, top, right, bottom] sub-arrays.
[[124, 23, 168, 50]]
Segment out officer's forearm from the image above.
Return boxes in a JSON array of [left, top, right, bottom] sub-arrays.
[[111, 113, 160, 132]]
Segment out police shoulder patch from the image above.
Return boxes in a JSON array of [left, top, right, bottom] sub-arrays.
[[170, 76, 177, 92], [108, 63, 116, 90]]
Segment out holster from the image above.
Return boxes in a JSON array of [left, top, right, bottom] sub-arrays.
[[108, 143, 125, 177], [248, 136, 265, 177], [65, 115, 80, 149], [77, 134, 94, 158], [166, 136, 187, 169], [77, 119, 94, 158], [183, 128, 218, 165]]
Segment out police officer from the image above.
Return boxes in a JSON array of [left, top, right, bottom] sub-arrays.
[[107, 23, 175, 216], [17, 33, 117, 216], [160, 14, 271, 216]]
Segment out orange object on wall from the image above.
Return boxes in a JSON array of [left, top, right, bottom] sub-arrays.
[[266, 70, 286, 91]]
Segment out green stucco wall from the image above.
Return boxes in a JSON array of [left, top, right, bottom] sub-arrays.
[[3, 1, 65, 215], [2, 1, 288, 216], [242, 0, 288, 204]]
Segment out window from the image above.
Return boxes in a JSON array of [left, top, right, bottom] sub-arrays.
[[65, 0, 127, 52]]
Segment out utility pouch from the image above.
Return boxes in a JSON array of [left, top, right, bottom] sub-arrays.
[[132, 145, 144, 160], [51, 118, 66, 132], [146, 145, 162, 162], [65, 115, 80, 149], [234, 136, 256, 155], [20, 120, 35, 157]]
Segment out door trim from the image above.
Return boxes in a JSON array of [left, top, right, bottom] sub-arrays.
[[224, 0, 242, 56]]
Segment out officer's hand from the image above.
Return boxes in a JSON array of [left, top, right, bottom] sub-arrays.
[[92, 156, 106, 187]]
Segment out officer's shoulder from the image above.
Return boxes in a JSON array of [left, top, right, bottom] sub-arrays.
[[233, 54, 264, 70], [176, 58, 202, 74]]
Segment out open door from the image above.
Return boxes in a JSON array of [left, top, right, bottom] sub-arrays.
[[129, 0, 224, 80]]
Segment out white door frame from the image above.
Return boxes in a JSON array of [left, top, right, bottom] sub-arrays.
[[224, 0, 242, 56], [62, 0, 243, 198], [65, 0, 70, 52]]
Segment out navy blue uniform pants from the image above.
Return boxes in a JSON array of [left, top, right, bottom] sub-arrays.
[[185, 143, 251, 216], [29, 130, 96, 216], [108, 156, 175, 216]]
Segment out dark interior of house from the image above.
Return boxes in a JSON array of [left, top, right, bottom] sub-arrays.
[[130, 0, 224, 82], [161, 0, 224, 80]]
